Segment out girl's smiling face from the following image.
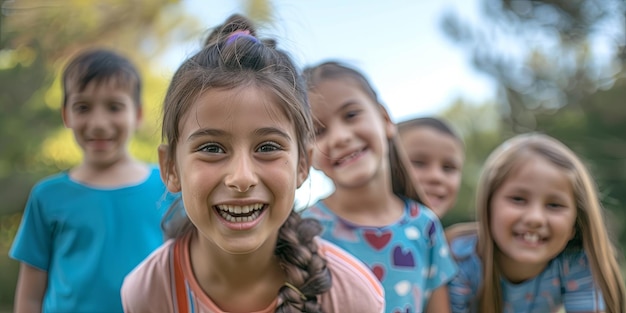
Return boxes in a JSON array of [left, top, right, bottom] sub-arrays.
[[308, 78, 394, 189], [163, 86, 308, 255], [490, 153, 577, 282]]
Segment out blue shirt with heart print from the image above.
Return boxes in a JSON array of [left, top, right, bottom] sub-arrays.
[[301, 198, 457, 313]]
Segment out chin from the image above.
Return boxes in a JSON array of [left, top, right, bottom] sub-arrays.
[[217, 239, 265, 255]]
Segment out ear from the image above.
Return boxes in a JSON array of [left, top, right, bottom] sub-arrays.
[[297, 147, 313, 188], [135, 104, 144, 128], [158, 144, 181, 193], [61, 107, 70, 128], [377, 105, 396, 139], [310, 146, 322, 171]]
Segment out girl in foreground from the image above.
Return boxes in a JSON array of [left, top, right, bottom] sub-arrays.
[[447, 133, 625, 313], [121, 15, 384, 313]]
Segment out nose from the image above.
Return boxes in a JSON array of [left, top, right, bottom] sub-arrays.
[[325, 122, 352, 149], [224, 152, 258, 193], [523, 201, 547, 228], [87, 106, 110, 131], [423, 164, 445, 184]]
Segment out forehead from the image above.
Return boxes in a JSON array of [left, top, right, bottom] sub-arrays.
[[179, 86, 295, 138], [309, 78, 376, 117], [502, 153, 573, 193], [65, 77, 135, 98], [400, 127, 463, 156]]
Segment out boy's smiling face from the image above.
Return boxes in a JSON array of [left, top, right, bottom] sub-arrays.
[[399, 126, 463, 217], [62, 79, 142, 169]]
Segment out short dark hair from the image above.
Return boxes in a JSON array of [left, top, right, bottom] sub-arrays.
[[62, 49, 142, 107], [397, 117, 464, 147]]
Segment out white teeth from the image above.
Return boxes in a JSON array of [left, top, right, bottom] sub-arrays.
[[218, 210, 261, 223], [523, 233, 539, 243], [217, 204, 263, 214], [337, 150, 362, 164], [216, 204, 264, 223]]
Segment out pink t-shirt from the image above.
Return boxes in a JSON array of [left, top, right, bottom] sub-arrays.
[[121, 234, 385, 313]]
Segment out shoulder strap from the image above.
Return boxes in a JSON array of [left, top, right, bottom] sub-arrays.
[[173, 239, 189, 313]]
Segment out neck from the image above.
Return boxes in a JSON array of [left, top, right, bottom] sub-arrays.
[[326, 176, 404, 226], [190, 232, 285, 295], [496, 252, 548, 283], [71, 156, 148, 187]]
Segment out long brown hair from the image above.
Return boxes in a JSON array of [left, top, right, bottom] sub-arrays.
[[302, 61, 427, 205], [159, 14, 331, 312], [471, 133, 625, 313]]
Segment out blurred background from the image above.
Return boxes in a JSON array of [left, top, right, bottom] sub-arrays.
[[1, 0, 625, 310]]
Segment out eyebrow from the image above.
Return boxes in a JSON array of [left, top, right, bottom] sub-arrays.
[[186, 127, 292, 143], [187, 129, 229, 142], [338, 100, 360, 112], [254, 127, 293, 143], [317, 101, 360, 126]]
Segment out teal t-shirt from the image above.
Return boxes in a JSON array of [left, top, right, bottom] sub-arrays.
[[301, 198, 457, 313], [10, 166, 170, 313]]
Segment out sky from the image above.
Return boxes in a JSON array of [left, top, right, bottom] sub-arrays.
[[167, 0, 498, 206]]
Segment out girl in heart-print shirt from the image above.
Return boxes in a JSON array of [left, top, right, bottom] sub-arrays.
[[300, 61, 458, 313]]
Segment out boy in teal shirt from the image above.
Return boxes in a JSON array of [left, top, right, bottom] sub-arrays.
[[10, 48, 169, 313]]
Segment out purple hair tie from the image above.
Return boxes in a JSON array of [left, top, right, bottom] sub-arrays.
[[225, 30, 260, 45]]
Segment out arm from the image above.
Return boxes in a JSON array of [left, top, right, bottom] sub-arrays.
[[423, 213, 463, 313], [426, 285, 451, 313], [448, 269, 474, 313], [13, 263, 47, 313]]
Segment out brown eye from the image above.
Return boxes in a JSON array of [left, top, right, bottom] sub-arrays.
[[314, 127, 325, 137], [443, 165, 457, 173], [411, 160, 426, 168], [547, 203, 565, 210], [198, 143, 224, 154], [509, 196, 526, 204], [257, 142, 281, 153], [72, 103, 89, 113]]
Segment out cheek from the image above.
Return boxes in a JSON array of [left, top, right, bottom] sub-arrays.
[[488, 201, 509, 236], [408, 166, 420, 179], [311, 147, 328, 168], [562, 213, 578, 236], [489, 216, 506, 245], [265, 160, 298, 185], [449, 174, 462, 190]]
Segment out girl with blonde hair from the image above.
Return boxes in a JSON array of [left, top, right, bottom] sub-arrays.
[[447, 133, 625, 313]]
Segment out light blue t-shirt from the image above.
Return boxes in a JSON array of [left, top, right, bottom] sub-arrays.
[[301, 198, 457, 313], [10, 166, 170, 313], [448, 233, 605, 313]]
